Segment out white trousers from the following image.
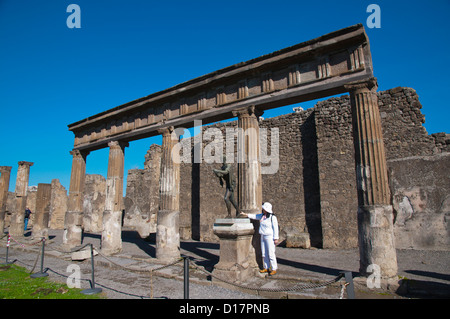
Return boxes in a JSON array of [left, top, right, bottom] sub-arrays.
[[260, 235, 277, 270]]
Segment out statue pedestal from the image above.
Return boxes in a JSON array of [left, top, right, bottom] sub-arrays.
[[212, 218, 256, 283]]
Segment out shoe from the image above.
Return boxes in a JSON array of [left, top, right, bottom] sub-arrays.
[[259, 269, 269, 274], [269, 270, 277, 276]]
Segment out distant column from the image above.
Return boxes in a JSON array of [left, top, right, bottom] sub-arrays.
[[0, 166, 12, 233], [346, 78, 398, 279], [156, 127, 181, 262], [101, 140, 128, 256], [233, 105, 263, 215], [32, 183, 52, 240], [9, 161, 33, 237], [63, 150, 88, 249]]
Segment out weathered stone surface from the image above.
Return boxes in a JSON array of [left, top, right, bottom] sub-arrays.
[[213, 218, 256, 282], [9, 161, 33, 237], [49, 179, 68, 229], [286, 232, 311, 249], [83, 174, 106, 233], [156, 127, 181, 261], [101, 140, 127, 256], [358, 205, 398, 278], [389, 153, 450, 250], [0, 166, 12, 232], [124, 147, 160, 237], [63, 150, 87, 249], [31, 183, 51, 240], [71, 246, 98, 261]]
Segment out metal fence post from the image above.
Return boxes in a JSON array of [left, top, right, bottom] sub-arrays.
[[340, 271, 355, 299], [1, 234, 12, 265], [184, 256, 189, 299], [30, 238, 49, 278], [81, 244, 102, 295]]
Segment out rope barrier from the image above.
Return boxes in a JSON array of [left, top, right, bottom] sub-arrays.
[[0, 235, 355, 299], [187, 258, 345, 294]]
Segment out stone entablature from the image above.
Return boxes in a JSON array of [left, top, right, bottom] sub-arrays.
[[68, 24, 373, 152]]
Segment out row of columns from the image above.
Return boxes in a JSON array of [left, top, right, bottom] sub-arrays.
[[60, 78, 397, 277], [62, 141, 128, 255], [1, 164, 56, 241]]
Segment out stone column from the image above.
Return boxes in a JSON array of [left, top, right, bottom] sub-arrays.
[[32, 183, 51, 240], [101, 140, 128, 256], [232, 105, 263, 271], [9, 161, 33, 237], [346, 78, 398, 278], [156, 127, 181, 262], [0, 166, 12, 233], [63, 150, 88, 249], [233, 105, 263, 215]]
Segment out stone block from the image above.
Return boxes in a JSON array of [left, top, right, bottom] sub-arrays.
[[71, 247, 98, 261], [286, 232, 311, 249]]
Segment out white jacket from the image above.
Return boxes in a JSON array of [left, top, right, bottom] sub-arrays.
[[248, 213, 279, 239]]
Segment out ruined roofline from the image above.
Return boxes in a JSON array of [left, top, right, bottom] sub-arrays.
[[67, 23, 368, 132]]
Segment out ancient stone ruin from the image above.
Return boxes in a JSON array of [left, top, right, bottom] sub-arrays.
[[1, 24, 448, 281]]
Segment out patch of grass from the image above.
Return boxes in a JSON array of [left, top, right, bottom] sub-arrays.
[[0, 264, 105, 299]]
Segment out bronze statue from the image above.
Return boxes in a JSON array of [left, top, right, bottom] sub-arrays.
[[213, 156, 242, 218]]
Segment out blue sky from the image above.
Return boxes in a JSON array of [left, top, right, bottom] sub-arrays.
[[0, 0, 449, 193]]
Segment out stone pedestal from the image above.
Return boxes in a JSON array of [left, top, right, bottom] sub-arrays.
[[212, 218, 256, 283]]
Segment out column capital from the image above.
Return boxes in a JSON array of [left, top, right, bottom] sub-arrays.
[[0, 166, 12, 173], [107, 140, 129, 150], [69, 149, 90, 159], [232, 105, 264, 119], [344, 77, 378, 93], [18, 161, 34, 167], [157, 126, 175, 136]]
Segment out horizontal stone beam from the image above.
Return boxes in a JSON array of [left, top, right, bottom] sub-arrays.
[[68, 24, 373, 152]]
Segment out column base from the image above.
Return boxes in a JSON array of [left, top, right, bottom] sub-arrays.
[[62, 211, 84, 249], [156, 210, 180, 262], [358, 205, 398, 279], [101, 210, 123, 256], [212, 218, 256, 283]]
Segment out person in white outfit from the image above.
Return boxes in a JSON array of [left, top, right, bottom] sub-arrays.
[[241, 202, 279, 275]]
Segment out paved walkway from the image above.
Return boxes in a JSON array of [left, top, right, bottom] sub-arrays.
[[1, 229, 449, 299]]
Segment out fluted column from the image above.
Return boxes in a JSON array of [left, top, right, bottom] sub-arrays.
[[233, 105, 263, 215], [346, 78, 397, 278], [0, 166, 12, 233], [62, 150, 88, 249], [9, 161, 33, 237], [156, 126, 181, 261], [101, 140, 128, 256]]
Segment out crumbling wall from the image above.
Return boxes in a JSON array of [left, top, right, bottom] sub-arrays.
[[123, 145, 161, 238]]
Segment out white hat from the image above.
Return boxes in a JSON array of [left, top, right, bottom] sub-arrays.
[[262, 202, 273, 214]]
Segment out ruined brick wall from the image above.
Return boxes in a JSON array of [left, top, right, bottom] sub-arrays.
[[123, 87, 449, 250]]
